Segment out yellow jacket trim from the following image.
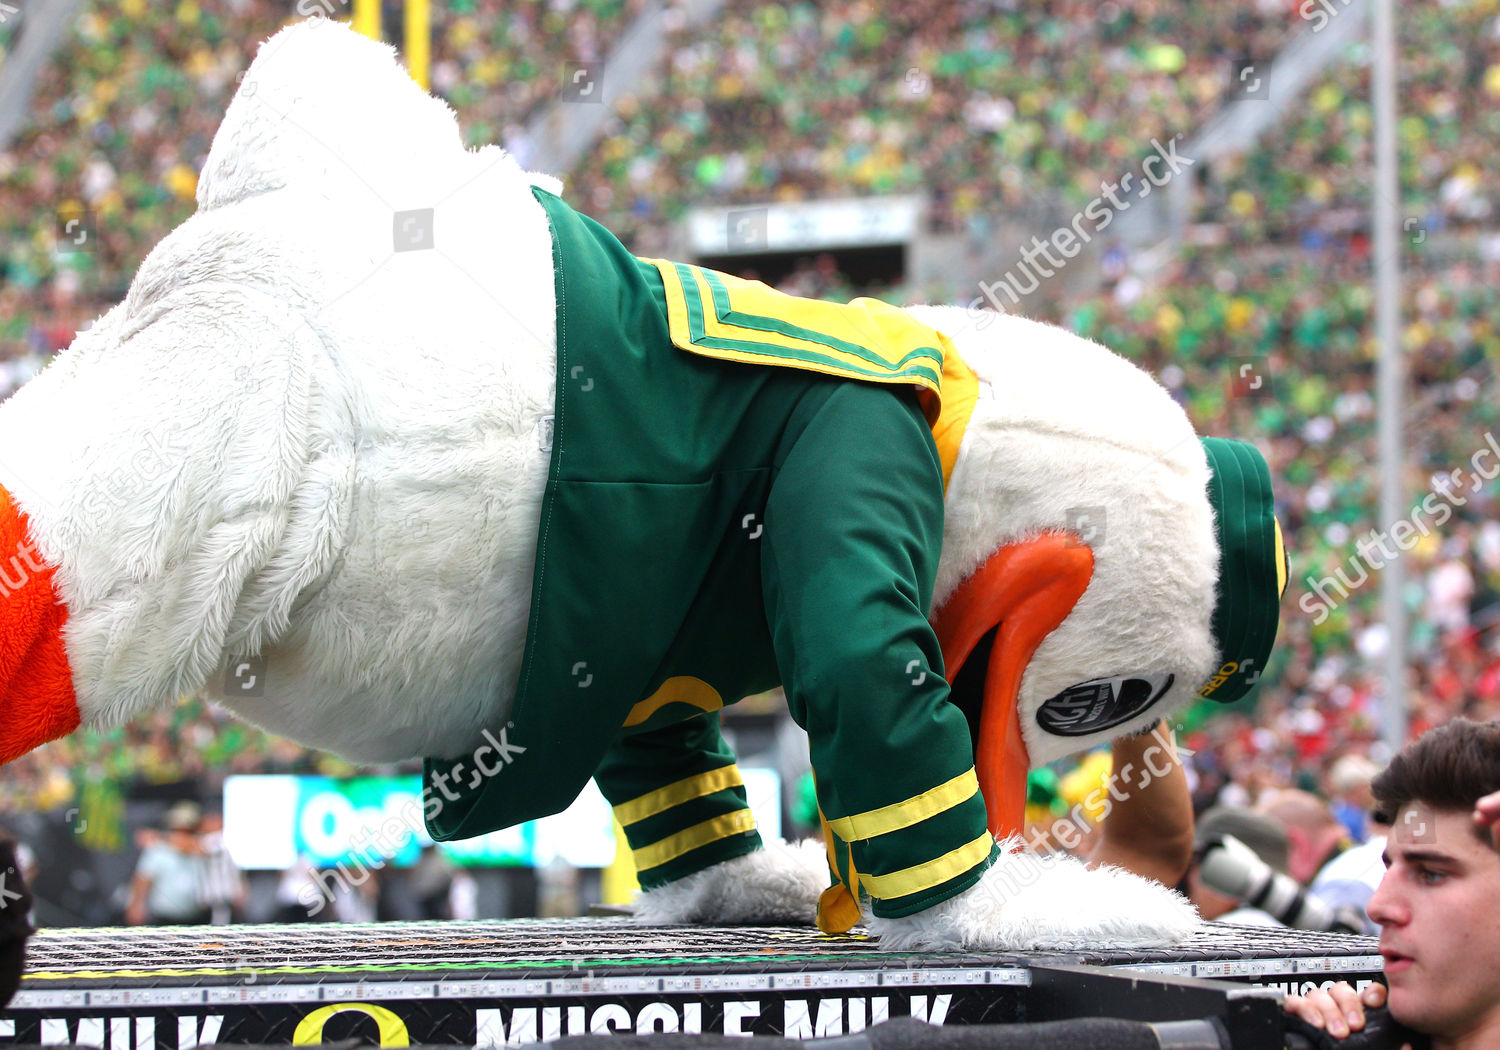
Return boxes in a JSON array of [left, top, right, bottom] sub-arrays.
[[930, 348, 977, 491], [647, 259, 949, 414], [633, 809, 757, 871], [684, 268, 943, 393], [857, 831, 995, 901], [613, 764, 745, 828], [825, 768, 979, 843]]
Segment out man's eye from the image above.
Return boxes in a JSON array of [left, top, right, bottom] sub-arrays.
[[1417, 867, 1447, 885]]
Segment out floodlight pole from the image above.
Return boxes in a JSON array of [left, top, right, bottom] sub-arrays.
[[1373, 0, 1408, 754]]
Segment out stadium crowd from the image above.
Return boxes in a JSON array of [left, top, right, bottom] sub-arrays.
[[1, 0, 1498, 962], [426, 0, 646, 155], [567, 0, 1302, 245], [0, 0, 641, 385], [1192, 0, 1500, 244]]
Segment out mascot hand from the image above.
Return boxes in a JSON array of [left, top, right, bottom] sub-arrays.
[[867, 838, 1201, 951], [631, 840, 827, 926]]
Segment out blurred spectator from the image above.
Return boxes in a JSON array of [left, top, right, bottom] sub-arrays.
[[1182, 807, 1290, 926], [1258, 788, 1353, 885], [126, 801, 209, 925], [0, 829, 37, 891], [1308, 828, 1388, 936], [329, 866, 379, 923], [274, 854, 326, 923], [195, 810, 246, 924], [407, 844, 465, 920], [1327, 754, 1380, 844], [536, 855, 581, 918]]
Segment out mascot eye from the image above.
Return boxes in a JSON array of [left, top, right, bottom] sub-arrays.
[[1035, 673, 1176, 737]]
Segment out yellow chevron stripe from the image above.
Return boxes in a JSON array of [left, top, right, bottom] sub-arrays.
[[647, 259, 947, 410], [613, 765, 744, 827], [686, 267, 942, 382], [633, 810, 757, 872], [856, 832, 995, 901], [826, 768, 979, 843]]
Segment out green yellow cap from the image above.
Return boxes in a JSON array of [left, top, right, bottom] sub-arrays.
[[1197, 437, 1287, 703]]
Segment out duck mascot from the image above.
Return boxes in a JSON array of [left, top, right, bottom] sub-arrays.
[[0, 20, 1285, 949]]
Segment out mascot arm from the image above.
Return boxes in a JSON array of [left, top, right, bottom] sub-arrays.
[[596, 712, 762, 888], [763, 383, 996, 920], [1086, 722, 1194, 886]]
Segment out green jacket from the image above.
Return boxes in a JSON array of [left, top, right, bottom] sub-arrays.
[[425, 188, 994, 919]]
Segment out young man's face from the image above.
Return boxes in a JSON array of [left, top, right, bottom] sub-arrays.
[[1368, 806, 1500, 1041]]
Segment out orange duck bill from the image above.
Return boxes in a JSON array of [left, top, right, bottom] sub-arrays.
[[0, 484, 80, 764], [932, 533, 1094, 842]]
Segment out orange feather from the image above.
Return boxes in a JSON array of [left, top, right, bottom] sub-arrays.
[[0, 487, 80, 764]]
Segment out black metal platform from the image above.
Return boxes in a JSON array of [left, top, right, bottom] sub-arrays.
[[2, 920, 1382, 1047]]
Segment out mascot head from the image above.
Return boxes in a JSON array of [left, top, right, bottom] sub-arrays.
[[909, 307, 1286, 836]]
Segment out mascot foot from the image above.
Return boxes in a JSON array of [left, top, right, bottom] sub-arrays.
[[631, 839, 826, 925], [868, 837, 1201, 951]]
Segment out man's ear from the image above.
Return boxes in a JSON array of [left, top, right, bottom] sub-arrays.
[[1282, 825, 1317, 882]]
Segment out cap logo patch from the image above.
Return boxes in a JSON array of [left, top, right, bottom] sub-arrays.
[[1036, 673, 1175, 736]]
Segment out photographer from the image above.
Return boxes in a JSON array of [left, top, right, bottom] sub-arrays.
[[1189, 805, 1365, 934], [1183, 807, 1293, 926], [1284, 719, 1500, 1050]]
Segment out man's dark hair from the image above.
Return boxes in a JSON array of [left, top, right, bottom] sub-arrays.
[[1372, 718, 1500, 847]]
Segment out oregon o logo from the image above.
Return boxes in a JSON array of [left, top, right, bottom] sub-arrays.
[[293, 1002, 410, 1047]]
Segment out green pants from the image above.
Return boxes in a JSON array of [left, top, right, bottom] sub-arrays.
[[597, 379, 995, 918]]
